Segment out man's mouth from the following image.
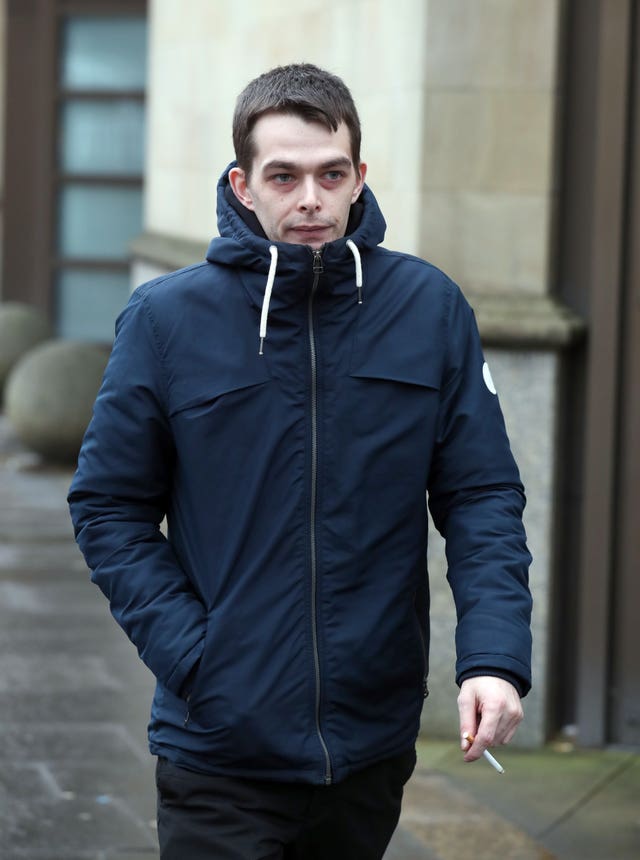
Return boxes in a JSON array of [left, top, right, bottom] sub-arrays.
[[285, 223, 336, 246], [291, 225, 330, 233]]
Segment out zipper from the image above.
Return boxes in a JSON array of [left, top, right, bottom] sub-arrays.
[[418, 624, 429, 699], [414, 607, 429, 699], [308, 249, 332, 785]]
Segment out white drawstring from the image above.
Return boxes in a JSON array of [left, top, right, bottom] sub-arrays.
[[346, 239, 363, 304], [258, 241, 362, 354], [259, 245, 278, 355]]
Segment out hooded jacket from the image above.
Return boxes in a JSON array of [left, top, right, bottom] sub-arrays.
[[68, 165, 532, 786]]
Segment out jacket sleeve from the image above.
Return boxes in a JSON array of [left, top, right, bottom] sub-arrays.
[[68, 287, 206, 697], [427, 280, 533, 695]]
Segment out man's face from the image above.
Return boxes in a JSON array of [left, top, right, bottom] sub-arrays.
[[229, 112, 367, 249]]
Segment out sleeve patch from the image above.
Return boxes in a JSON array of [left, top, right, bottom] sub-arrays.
[[482, 361, 497, 395]]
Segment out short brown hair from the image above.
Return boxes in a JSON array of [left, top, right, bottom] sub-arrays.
[[232, 64, 362, 173]]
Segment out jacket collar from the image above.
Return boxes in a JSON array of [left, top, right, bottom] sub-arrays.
[[206, 162, 386, 305]]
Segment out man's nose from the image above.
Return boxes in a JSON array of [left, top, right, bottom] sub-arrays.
[[297, 177, 321, 212]]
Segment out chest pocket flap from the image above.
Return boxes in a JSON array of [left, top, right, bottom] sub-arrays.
[[169, 349, 271, 417], [349, 319, 443, 391]]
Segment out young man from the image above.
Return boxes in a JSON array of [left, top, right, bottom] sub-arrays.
[[69, 64, 532, 859]]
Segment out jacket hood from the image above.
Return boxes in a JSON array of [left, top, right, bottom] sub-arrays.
[[206, 163, 388, 352], [206, 162, 387, 275]]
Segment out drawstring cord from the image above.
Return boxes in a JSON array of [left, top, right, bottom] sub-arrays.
[[346, 240, 363, 304], [259, 245, 278, 355], [258, 241, 363, 355]]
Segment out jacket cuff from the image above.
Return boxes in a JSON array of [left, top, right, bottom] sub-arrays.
[[456, 668, 528, 698]]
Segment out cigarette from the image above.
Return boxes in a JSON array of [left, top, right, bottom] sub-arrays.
[[462, 732, 505, 774], [481, 749, 505, 774]]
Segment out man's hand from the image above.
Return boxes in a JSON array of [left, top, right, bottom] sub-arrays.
[[457, 676, 523, 762]]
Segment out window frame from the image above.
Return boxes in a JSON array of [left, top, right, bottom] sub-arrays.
[[2, 0, 147, 337]]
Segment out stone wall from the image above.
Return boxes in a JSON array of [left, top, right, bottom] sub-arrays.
[[144, 0, 430, 250], [420, 0, 559, 295]]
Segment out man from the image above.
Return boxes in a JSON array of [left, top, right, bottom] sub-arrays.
[[68, 64, 532, 859]]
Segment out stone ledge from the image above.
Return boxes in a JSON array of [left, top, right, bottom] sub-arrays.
[[131, 232, 586, 350], [130, 231, 209, 271], [468, 291, 586, 350]]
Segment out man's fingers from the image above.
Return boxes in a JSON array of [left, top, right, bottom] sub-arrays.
[[490, 694, 524, 746], [502, 723, 519, 746], [457, 676, 524, 761]]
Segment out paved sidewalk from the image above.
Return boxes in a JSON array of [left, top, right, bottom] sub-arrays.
[[405, 740, 639, 859], [0, 416, 637, 859]]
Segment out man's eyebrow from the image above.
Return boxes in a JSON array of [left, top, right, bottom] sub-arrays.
[[261, 156, 353, 173], [262, 160, 297, 172], [318, 157, 352, 170]]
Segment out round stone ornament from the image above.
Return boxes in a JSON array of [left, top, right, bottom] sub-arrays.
[[0, 302, 52, 397], [4, 340, 109, 463]]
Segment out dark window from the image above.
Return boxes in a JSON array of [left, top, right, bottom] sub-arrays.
[[1, 1, 147, 343], [54, 13, 147, 340]]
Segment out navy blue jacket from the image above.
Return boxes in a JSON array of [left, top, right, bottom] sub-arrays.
[[68, 166, 532, 785]]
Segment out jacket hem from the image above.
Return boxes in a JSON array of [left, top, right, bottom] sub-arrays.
[[148, 738, 418, 786]]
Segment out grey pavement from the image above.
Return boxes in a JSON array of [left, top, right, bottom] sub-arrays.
[[0, 415, 638, 860]]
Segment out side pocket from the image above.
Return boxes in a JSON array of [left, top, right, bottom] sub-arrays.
[[180, 611, 219, 729], [184, 697, 191, 728], [181, 662, 200, 727]]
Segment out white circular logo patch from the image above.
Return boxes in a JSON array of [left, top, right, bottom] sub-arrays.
[[482, 361, 497, 395]]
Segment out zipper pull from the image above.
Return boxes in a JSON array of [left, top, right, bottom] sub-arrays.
[[312, 250, 324, 274]]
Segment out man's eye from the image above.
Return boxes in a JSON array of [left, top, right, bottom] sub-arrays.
[[324, 171, 344, 181], [273, 174, 293, 184]]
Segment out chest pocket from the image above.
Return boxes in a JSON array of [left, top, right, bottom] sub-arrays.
[[346, 367, 441, 447], [168, 368, 273, 468], [346, 324, 443, 457], [169, 373, 271, 418], [348, 332, 443, 392], [168, 340, 271, 418], [348, 366, 441, 392], [346, 284, 445, 392]]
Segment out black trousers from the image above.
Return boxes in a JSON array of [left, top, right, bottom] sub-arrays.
[[156, 749, 416, 860]]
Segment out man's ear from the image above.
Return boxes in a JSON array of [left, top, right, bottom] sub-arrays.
[[228, 166, 255, 211], [352, 162, 367, 203]]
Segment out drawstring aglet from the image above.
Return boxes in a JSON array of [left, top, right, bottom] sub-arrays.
[[357, 288, 363, 305], [259, 337, 265, 356]]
